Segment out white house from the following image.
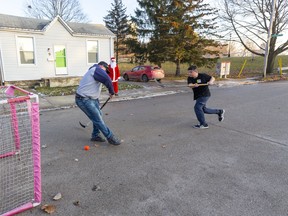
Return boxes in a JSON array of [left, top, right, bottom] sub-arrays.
[[0, 14, 115, 86]]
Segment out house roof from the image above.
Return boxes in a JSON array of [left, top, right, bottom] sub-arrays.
[[0, 13, 115, 37]]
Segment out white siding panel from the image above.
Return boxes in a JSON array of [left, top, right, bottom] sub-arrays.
[[98, 38, 113, 63], [0, 32, 41, 81]]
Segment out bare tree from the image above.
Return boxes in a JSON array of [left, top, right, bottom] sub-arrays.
[[218, 0, 288, 74], [24, 0, 88, 22]]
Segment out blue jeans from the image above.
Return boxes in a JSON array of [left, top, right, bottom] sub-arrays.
[[76, 97, 113, 139], [194, 96, 220, 125]]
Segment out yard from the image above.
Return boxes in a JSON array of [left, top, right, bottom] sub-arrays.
[[118, 55, 288, 79]]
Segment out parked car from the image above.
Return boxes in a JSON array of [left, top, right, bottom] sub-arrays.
[[122, 65, 165, 82]]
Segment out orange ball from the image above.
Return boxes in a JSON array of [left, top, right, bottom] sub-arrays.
[[84, 145, 90, 151]]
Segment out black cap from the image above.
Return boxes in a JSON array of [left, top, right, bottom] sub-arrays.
[[188, 65, 197, 71], [98, 61, 109, 73]]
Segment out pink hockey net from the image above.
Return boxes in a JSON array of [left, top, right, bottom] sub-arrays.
[[0, 86, 41, 216]]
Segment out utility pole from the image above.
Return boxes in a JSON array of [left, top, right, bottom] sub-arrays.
[[228, 33, 231, 57], [263, 0, 277, 78]]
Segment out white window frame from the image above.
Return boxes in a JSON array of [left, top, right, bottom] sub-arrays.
[[17, 36, 36, 65], [87, 40, 98, 64]]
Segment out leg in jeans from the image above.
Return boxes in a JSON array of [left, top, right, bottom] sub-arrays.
[[203, 105, 221, 115], [76, 97, 113, 139], [194, 97, 209, 125]]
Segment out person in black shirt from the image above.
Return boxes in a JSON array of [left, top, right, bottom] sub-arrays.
[[187, 65, 225, 129]]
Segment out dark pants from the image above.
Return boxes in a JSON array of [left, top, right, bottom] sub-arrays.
[[194, 96, 220, 125], [75, 97, 113, 139]]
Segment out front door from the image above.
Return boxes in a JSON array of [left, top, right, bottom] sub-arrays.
[[54, 45, 67, 75]]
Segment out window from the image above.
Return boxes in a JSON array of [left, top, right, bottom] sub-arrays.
[[87, 40, 98, 63], [17, 37, 35, 64]]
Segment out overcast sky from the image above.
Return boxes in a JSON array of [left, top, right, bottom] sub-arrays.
[[0, 0, 137, 24]]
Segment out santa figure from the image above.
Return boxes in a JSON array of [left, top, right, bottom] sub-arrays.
[[108, 57, 120, 96]]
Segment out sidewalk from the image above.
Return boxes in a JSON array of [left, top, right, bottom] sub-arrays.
[[38, 78, 260, 111]]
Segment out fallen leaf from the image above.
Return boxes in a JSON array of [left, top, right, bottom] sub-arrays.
[[41, 204, 56, 214], [53, 192, 62, 200], [73, 201, 80, 206], [92, 185, 101, 191]]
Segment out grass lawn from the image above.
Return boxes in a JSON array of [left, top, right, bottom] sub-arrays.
[[118, 55, 288, 79], [33, 83, 142, 96]]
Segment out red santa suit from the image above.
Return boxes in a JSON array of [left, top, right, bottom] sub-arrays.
[[108, 57, 120, 95]]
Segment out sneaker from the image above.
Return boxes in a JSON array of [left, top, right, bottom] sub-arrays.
[[218, 109, 225, 122], [193, 124, 209, 129], [107, 135, 122, 145], [90, 135, 106, 142]]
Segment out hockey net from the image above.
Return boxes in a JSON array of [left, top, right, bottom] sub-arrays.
[[0, 85, 41, 216]]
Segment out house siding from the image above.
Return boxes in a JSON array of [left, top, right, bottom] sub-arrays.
[[0, 15, 114, 83]]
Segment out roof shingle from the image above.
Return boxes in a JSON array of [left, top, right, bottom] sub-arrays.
[[0, 13, 114, 37]]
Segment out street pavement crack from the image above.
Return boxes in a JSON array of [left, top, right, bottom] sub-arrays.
[[214, 124, 288, 147]]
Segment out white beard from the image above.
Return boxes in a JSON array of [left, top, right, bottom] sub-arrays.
[[111, 61, 117, 69]]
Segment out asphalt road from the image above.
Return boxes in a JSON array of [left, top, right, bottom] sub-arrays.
[[19, 81, 288, 216]]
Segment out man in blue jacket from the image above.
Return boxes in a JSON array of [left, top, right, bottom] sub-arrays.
[[76, 61, 122, 145]]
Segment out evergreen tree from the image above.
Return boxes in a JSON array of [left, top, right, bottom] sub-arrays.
[[133, 0, 220, 76], [103, 0, 130, 62]]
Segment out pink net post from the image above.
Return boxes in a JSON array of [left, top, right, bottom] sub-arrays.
[[32, 102, 41, 203]]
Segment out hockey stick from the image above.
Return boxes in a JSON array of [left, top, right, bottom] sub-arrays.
[[188, 83, 209, 88], [79, 97, 111, 128]]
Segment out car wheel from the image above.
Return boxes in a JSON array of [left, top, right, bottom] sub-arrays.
[[142, 75, 149, 82], [156, 79, 161, 82], [123, 74, 129, 81]]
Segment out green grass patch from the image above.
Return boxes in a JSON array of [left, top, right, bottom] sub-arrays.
[[34, 86, 78, 96], [118, 55, 288, 79], [33, 83, 143, 96]]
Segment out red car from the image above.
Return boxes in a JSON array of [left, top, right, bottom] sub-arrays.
[[123, 65, 165, 82]]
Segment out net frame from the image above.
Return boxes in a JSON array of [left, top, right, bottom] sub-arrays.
[[0, 85, 41, 216]]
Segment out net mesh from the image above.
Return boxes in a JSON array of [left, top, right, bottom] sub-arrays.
[[0, 86, 39, 215]]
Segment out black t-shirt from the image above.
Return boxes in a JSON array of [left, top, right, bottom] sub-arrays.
[[187, 73, 211, 100]]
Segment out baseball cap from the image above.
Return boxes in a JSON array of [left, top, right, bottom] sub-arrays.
[[98, 61, 109, 73]]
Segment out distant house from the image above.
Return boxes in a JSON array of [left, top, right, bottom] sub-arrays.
[[0, 14, 115, 86]]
